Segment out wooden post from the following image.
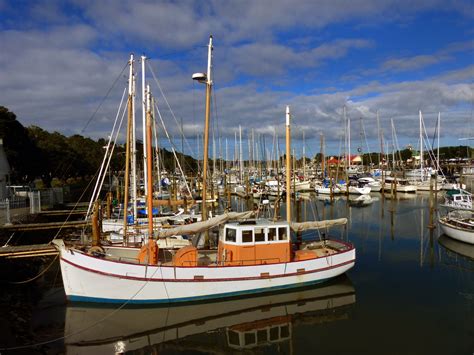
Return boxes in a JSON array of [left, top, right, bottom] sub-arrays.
[[106, 192, 112, 219], [116, 179, 121, 206], [92, 200, 101, 247]]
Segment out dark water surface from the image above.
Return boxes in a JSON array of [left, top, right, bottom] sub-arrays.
[[1, 193, 473, 354]]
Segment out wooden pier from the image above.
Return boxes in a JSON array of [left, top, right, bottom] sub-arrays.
[[0, 220, 89, 232], [0, 244, 57, 259]]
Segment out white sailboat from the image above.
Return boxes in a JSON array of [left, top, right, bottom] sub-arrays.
[[439, 210, 474, 244], [382, 176, 417, 193]]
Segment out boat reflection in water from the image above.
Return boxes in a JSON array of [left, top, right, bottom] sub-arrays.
[[438, 234, 474, 261], [65, 275, 355, 354]]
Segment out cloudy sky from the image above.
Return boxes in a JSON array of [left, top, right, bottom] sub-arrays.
[[0, 0, 473, 158]]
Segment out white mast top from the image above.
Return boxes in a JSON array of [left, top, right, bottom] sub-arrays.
[[128, 54, 134, 95], [146, 84, 151, 112], [141, 55, 148, 195], [131, 73, 138, 223], [207, 35, 213, 85]]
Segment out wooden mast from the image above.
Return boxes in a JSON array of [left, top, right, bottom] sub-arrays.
[[146, 85, 153, 239], [202, 35, 213, 225], [123, 54, 134, 238], [285, 105, 291, 223]]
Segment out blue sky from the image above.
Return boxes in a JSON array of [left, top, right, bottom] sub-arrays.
[[0, 0, 473, 158]]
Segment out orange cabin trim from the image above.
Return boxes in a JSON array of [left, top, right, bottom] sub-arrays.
[[172, 245, 197, 267], [218, 242, 290, 266], [137, 239, 159, 265]]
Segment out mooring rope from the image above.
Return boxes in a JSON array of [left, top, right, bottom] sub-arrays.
[[8, 254, 59, 285]]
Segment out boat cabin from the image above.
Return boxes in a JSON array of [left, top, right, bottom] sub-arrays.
[[226, 317, 291, 350], [444, 189, 472, 210], [217, 219, 291, 265]]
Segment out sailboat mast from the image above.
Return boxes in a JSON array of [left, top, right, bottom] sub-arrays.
[[320, 133, 325, 177], [285, 106, 291, 223], [141, 55, 148, 196], [347, 107, 351, 170], [419, 110, 423, 175], [146, 86, 154, 238], [303, 131, 306, 178], [131, 74, 138, 223], [376, 110, 382, 168], [201, 35, 213, 223], [123, 54, 134, 236], [239, 125, 243, 183], [437, 112, 440, 171], [151, 97, 162, 198]]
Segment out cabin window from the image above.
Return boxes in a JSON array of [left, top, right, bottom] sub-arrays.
[[268, 228, 277, 241], [278, 227, 288, 240], [280, 325, 290, 338], [270, 326, 279, 341], [242, 230, 253, 243], [257, 329, 268, 343], [244, 332, 256, 345], [226, 228, 236, 242], [255, 228, 265, 242], [228, 330, 239, 346]]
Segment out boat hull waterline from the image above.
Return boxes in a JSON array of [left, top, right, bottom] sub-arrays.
[[58, 244, 355, 304], [439, 217, 474, 245]]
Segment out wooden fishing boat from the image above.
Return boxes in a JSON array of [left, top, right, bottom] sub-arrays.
[[54, 36, 355, 305], [438, 210, 474, 244], [53, 216, 354, 304]]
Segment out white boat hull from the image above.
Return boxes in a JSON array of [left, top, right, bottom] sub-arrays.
[[57, 242, 355, 304], [439, 217, 474, 244], [347, 186, 371, 195], [316, 186, 341, 195], [382, 184, 417, 193], [293, 181, 312, 192]]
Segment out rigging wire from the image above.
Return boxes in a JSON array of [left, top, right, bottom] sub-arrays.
[[146, 62, 196, 158], [81, 62, 129, 134], [153, 100, 192, 197]]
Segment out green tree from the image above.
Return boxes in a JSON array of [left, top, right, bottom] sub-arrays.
[[0, 106, 41, 183]]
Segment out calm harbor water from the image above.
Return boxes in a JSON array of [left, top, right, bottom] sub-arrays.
[[1, 192, 473, 354]]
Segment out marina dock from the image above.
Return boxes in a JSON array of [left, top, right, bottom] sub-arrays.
[[0, 243, 57, 259]]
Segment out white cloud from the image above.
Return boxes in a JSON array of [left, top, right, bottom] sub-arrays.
[[0, 0, 472, 157]]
